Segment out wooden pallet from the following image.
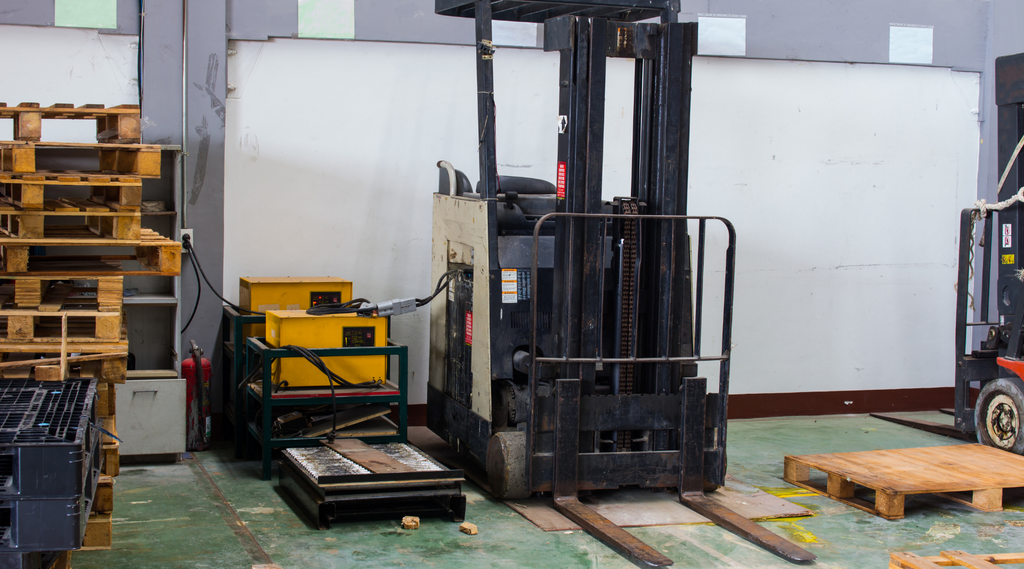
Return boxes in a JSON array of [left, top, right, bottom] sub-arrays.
[[0, 199, 141, 240], [102, 440, 120, 477], [93, 475, 114, 514], [0, 102, 141, 143], [0, 352, 128, 382], [0, 171, 142, 186], [0, 141, 160, 177], [82, 512, 112, 548], [891, 550, 1024, 568], [7, 276, 122, 311], [96, 382, 116, 414], [0, 352, 127, 383], [0, 228, 181, 276], [1, 181, 142, 217], [783, 444, 1024, 520], [0, 283, 123, 342]]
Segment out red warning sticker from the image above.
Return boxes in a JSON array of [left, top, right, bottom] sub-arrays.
[[465, 311, 473, 346], [556, 161, 567, 199]]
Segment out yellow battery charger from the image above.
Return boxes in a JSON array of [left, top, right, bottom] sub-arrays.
[[264, 310, 388, 388], [239, 277, 354, 338]]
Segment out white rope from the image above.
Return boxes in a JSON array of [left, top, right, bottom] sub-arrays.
[[974, 131, 1024, 218], [964, 132, 1024, 296]]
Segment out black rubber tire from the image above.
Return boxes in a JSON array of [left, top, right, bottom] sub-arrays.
[[975, 378, 1024, 454], [486, 431, 529, 500]]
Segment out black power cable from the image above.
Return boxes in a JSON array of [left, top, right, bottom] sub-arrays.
[[305, 269, 458, 316], [181, 234, 263, 320], [279, 344, 384, 442], [181, 245, 202, 333]]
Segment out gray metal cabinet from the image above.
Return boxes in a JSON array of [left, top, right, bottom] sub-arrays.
[[116, 378, 186, 456]]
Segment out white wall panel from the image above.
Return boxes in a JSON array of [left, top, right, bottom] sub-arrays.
[[225, 38, 980, 403]]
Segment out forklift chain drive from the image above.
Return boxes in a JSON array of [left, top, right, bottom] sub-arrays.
[[617, 200, 638, 452]]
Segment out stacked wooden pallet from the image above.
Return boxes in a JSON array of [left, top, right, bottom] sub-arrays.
[[0, 102, 183, 551]]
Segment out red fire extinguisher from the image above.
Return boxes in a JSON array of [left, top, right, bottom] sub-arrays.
[[183, 340, 212, 451]]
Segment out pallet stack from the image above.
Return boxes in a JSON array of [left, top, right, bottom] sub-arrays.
[[0, 102, 182, 553]]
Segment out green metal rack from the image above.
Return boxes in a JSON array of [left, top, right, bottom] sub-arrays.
[[243, 336, 409, 480], [222, 306, 266, 458]]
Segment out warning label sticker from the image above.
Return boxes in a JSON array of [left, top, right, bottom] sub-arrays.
[[502, 269, 518, 304], [1003, 254, 1016, 265], [465, 311, 473, 345], [557, 162, 567, 199]]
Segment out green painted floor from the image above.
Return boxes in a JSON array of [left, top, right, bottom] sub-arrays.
[[72, 413, 1024, 568]]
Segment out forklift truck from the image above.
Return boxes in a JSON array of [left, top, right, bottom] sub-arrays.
[[427, 1, 814, 565], [879, 53, 1024, 454]]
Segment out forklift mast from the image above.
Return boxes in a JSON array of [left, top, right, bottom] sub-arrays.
[[429, 1, 815, 564], [951, 53, 1024, 452]]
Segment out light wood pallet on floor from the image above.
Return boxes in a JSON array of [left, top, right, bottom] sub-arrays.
[[891, 550, 1024, 568], [0, 102, 141, 143], [0, 228, 181, 276], [783, 444, 1024, 520], [0, 141, 160, 177], [0, 198, 141, 240]]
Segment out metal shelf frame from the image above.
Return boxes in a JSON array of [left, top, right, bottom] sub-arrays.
[[222, 305, 266, 455], [242, 336, 409, 480]]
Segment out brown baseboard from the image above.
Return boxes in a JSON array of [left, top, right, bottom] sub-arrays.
[[403, 387, 965, 426], [394, 404, 428, 426], [728, 387, 963, 419]]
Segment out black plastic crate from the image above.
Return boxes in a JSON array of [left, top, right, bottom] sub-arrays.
[[0, 379, 99, 553], [0, 380, 98, 499]]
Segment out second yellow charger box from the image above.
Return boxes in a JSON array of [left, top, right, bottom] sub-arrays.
[[265, 310, 388, 388]]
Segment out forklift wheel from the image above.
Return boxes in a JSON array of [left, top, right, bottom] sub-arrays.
[[975, 378, 1024, 454], [486, 431, 529, 500]]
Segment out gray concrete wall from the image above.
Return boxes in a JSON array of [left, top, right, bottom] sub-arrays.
[[0, 0, 139, 34], [184, 0, 228, 414], [678, 0, 988, 71]]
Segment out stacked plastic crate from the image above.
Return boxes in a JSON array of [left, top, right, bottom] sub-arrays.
[[0, 103, 182, 556]]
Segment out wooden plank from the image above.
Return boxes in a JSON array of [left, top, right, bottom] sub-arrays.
[[0, 227, 176, 246], [38, 283, 73, 311], [0, 102, 139, 117], [323, 438, 416, 474], [940, 551, 1003, 569], [889, 552, 947, 569], [3, 140, 160, 151], [302, 404, 391, 437], [102, 441, 120, 476], [0, 172, 142, 186], [875, 490, 905, 519], [783, 456, 809, 483], [44, 199, 80, 212], [827, 473, 855, 499], [58, 197, 110, 212], [0, 351, 129, 370], [82, 512, 112, 548], [93, 475, 114, 514]]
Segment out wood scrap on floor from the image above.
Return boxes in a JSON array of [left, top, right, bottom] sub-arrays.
[[301, 404, 390, 437], [401, 516, 420, 529], [459, 522, 478, 535]]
